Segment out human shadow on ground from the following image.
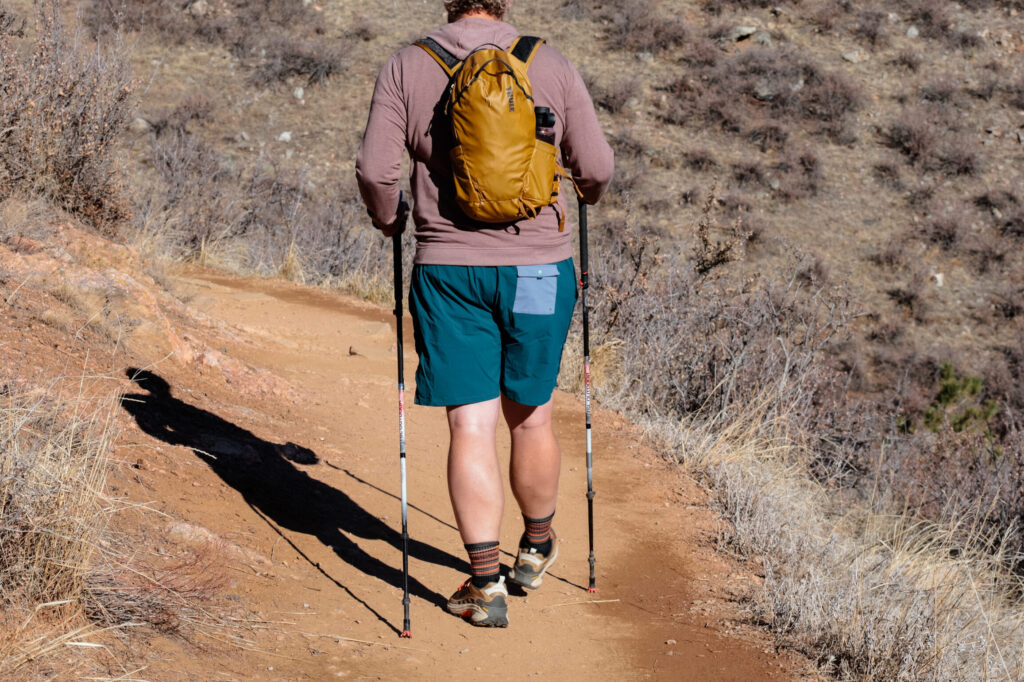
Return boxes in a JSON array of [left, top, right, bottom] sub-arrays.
[[120, 368, 469, 631]]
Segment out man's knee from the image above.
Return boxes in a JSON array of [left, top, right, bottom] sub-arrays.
[[503, 397, 554, 433], [447, 400, 500, 436]]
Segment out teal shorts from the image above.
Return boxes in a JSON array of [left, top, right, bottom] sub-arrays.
[[408, 259, 578, 407]]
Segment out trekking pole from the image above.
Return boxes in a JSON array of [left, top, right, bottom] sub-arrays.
[[579, 198, 597, 593], [392, 195, 412, 638]]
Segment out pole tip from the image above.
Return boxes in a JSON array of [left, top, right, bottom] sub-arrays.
[[400, 630, 412, 638], [587, 587, 598, 593]]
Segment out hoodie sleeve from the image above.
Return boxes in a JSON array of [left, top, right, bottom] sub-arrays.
[[356, 53, 407, 228], [559, 61, 614, 205]]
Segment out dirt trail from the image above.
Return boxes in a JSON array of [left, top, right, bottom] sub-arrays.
[[116, 269, 808, 680]]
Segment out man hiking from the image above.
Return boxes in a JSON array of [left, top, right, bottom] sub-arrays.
[[355, 0, 613, 628]]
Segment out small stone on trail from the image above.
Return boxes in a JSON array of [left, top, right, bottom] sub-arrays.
[[666, 639, 677, 645], [294, 87, 305, 100], [459, 648, 469, 654], [907, 26, 919, 38], [279, 131, 292, 142]]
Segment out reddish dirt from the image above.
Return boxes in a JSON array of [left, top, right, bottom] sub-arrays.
[[98, 269, 812, 680], [0, 230, 814, 679]]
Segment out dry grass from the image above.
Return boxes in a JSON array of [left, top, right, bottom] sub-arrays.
[[0, 378, 117, 674], [0, 377, 230, 675], [0, 380, 115, 608], [631, 395, 1024, 681]]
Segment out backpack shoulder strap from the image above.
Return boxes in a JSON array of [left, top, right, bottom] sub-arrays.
[[510, 36, 544, 69], [415, 37, 460, 77]]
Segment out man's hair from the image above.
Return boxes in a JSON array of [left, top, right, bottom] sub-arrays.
[[445, 0, 508, 19]]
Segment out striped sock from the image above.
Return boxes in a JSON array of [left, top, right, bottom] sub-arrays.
[[465, 541, 500, 588], [521, 511, 554, 555]]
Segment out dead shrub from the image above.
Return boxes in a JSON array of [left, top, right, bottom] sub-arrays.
[[608, 128, 646, 162], [663, 47, 859, 143], [809, 1, 853, 33], [702, 0, 779, 15], [604, 0, 689, 54], [87, 0, 346, 88], [574, 200, 850, 425], [881, 110, 938, 165], [968, 75, 1000, 101], [684, 38, 721, 68], [854, 11, 886, 46], [931, 141, 980, 178], [250, 35, 347, 88], [0, 2, 133, 231], [906, 184, 935, 210], [148, 93, 215, 136], [1007, 80, 1024, 110], [1003, 210, 1024, 239], [990, 288, 1023, 320], [887, 272, 930, 322], [684, 149, 718, 172], [975, 190, 1020, 213], [872, 162, 902, 189], [748, 122, 789, 152], [964, 231, 1007, 276], [906, 3, 953, 40], [584, 72, 641, 114], [867, 240, 907, 269], [920, 76, 959, 104], [892, 50, 921, 72], [919, 214, 964, 251], [795, 253, 829, 286], [88, 0, 324, 46], [732, 161, 766, 187], [948, 29, 983, 51], [770, 150, 821, 201]]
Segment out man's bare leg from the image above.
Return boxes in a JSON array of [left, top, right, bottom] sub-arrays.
[[446, 398, 503, 545], [503, 396, 560, 521]]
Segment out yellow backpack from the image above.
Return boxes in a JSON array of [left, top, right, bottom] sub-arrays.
[[415, 36, 569, 231]]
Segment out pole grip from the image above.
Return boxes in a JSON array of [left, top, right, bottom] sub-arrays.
[[578, 199, 589, 291], [578, 199, 590, 357], [393, 221, 404, 385]]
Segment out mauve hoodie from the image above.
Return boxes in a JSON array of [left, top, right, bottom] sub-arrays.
[[356, 17, 614, 266]]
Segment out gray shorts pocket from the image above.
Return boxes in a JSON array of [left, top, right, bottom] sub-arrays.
[[513, 264, 559, 315]]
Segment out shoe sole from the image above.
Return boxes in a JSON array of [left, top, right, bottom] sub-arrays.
[[446, 598, 509, 628], [508, 539, 559, 590]]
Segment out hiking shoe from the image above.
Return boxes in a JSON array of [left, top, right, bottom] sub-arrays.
[[508, 527, 559, 590], [446, 576, 509, 627]]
